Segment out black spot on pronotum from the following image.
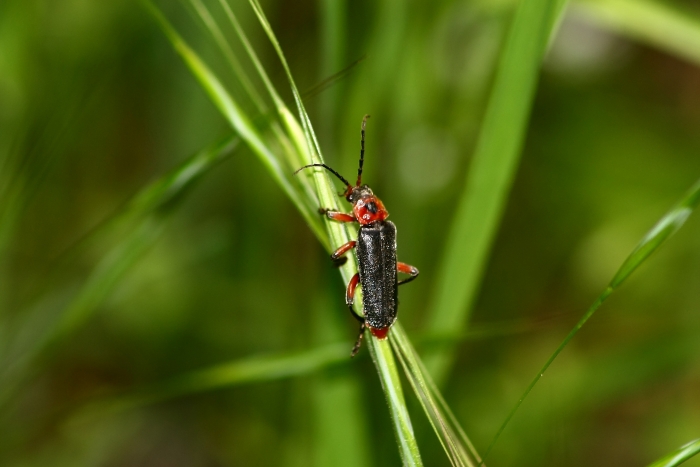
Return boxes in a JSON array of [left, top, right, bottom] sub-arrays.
[[367, 202, 378, 214]]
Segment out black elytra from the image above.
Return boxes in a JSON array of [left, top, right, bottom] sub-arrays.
[[357, 221, 399, 331]]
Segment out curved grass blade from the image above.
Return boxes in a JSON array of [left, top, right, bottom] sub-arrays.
[[390, 322, 481, 467], [246, 1, 423, 463], [73, 343, 350, 419], [70, 318, 537, 417], [209, 0, 321, 225], [425, 0, 569, 383], [482, 178, 700, 464], [113, 134, 240, 225], [247, 0, 324, 164], [186, 0, 295, 164], [145, 1, 328, 249], [576, 0, 700, 67], [0, 136, 240, 408], [647, 438, 700, 467], [187, 0, 266, 112]]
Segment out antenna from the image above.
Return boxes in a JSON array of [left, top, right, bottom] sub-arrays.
[[294, 163, 352, 189], [356, 114, 370, 186]]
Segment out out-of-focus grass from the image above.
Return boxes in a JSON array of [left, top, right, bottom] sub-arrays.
[[483, 178, 700, 463], [0, 134, 239, 406], [425, 0, 569, 383], [576, 0, 700, 66]]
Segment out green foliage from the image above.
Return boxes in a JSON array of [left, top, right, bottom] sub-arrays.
[[2, 0, 700, 465]]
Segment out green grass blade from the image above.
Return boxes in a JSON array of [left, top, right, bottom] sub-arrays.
[[647, 438, 700, 467], [247, 2, 424, 463], [245, 0, 353, 273], [188, 0, 267, 113], [610, 181, 700, 287], [212, 0, 321, 214], [145, 1, 328, 249], [247, 0, 325, 164], [214, 0, 315, 172], [367, 336, 424, 467], [482, 178, 700, 464], [576, 0, 700, 67], [425, 0, 569, 382], [312, 4, 369, 466], [215, 0, 288, 116], [390, 323, 480, 467], [244, 0, 356, 253]]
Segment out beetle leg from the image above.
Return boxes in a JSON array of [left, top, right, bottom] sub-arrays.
[[397, 262, 419, 285], [319, 208, 356, 223], [350, 322, 366, 357], [346, 273, 367, 356], [331, 240, 356, 261], [345, 273, 364, 323]]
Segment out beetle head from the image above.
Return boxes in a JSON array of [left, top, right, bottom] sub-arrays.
[[294, 115, 387, 225], [349, 185, 388, 225]]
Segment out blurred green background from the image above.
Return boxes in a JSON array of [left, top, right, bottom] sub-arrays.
[[2, 0, 700, 465]]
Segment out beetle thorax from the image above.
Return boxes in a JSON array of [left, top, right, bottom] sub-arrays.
[[348, 185, 389, 225]]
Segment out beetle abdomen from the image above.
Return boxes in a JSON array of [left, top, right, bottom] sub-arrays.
[[356, 221, 398, 330]]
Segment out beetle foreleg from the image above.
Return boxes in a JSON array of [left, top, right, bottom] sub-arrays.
[[319, 208, 356, 223], [397, 261, 419, 285]]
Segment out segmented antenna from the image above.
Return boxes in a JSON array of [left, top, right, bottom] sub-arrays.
[[356, 114, 370, 186], [294, 163, 352, 189]]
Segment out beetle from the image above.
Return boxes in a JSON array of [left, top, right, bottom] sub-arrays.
[[295, 115, 419, 356]]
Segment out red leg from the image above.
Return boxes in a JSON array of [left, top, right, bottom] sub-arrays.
[[331, 240, 356, 261], [397, 261, 419, 285], [320, 208, 356, 223], [345, 273, 366, 356], [345, 273, 364, 323]]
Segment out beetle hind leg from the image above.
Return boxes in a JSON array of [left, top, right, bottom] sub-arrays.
[[345, 273, 364, 322], [346, 273, 367, 357], [397, 261, 419, 285], [350, 322, 366, 357]]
